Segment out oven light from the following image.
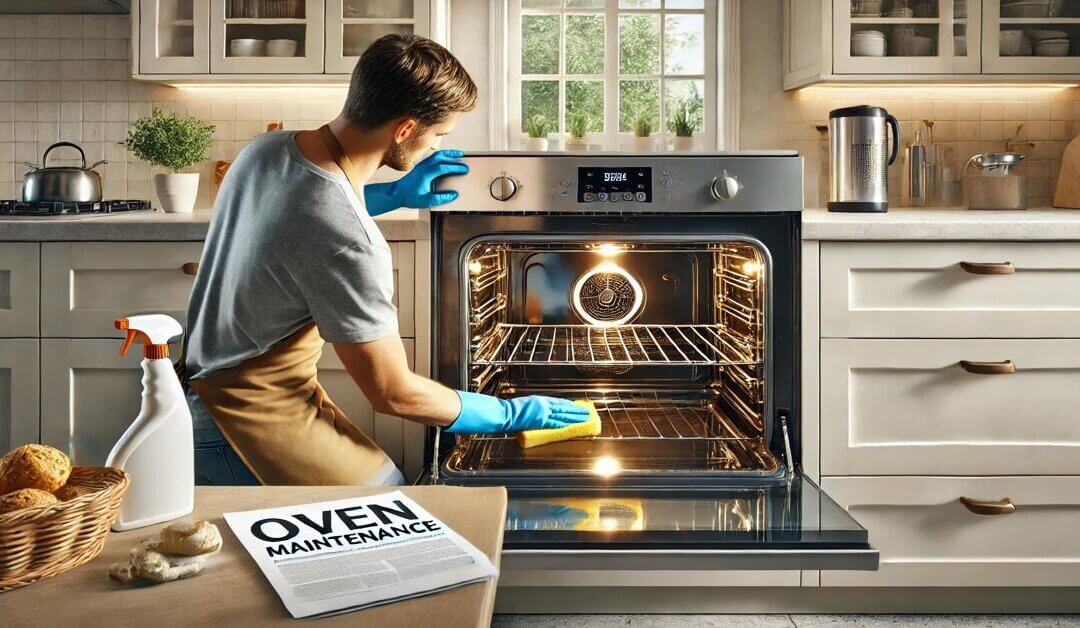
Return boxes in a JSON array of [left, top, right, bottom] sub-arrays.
[[599, 517, 619, 531], [592, 456, 622, 478], [594, 243, 624, 258], [741, 261, 762, 277], [468, 261, 483, 275]]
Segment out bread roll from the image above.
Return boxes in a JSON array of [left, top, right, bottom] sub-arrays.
[[54, 484, 92, 501], [0, 488, 59, 514], [158, 520, 223, 556], [0, 444, 71, 493]]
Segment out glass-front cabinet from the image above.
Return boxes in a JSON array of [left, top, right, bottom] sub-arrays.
[[209, 0, 325, 73], [325, 0, 429, 74], [983, 0, 1080, 73], [138, 0, 210, 74], [834, 0, 981, 73]]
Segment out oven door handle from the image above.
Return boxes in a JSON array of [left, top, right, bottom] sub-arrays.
[[501, 548, 879, 572]]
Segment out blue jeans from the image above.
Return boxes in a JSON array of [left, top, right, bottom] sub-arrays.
[[188, 387, 260, 486]]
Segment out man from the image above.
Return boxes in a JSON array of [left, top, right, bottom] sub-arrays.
[[184, 34, 588, 486]]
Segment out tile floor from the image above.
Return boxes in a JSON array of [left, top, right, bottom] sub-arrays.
[[492, 615, 1080, 627]]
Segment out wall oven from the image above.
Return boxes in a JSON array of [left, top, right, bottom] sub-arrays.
[[427, 153, 877, 573]]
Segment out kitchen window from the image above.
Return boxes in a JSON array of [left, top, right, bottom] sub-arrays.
[[507, 0, 721, 151]]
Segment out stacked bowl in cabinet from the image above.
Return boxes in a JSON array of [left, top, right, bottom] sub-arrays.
[[814, 241, 1080, 587]]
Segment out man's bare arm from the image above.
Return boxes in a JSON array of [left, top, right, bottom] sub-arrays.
[[333, 333, 461, 426]]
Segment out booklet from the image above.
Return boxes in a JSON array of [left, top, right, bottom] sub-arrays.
[[224, 490, 498, 619]]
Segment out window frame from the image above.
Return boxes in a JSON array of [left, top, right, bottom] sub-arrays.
[[507, 0, 719, 151]]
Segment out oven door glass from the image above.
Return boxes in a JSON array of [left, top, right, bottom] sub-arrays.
[[499, 475, 877, 571]]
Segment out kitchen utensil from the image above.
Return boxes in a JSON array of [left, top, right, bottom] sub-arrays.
[[1026, 29, 1068, 41], [266, 38, 298, 57], [890, 25, 917, 55], [852, 30, 887, 56], [1052, 134, 1080, 208], [1002, 0, 1051, 17], [1035, 38, 1070, 56], [828, 104, 900, 213], [21, 142, 105, 204], [913, 34, 934, 55], [965, 151, 1025, 175], [887, 0, 914, 17], [965, 175, 1028, 209], [229, 38, 266, 57], [902, 128, 930, 206], [999, 29, 1029, 56], [851, 0, 882, 16]]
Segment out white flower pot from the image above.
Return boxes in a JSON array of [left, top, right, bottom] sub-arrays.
[[154, 172, 199, 214], [523, 137, 549, 151], [672, 135, 695, 151], [565, 136, 587, 151]]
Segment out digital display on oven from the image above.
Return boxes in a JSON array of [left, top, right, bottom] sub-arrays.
[[578, 167, 652, 203]]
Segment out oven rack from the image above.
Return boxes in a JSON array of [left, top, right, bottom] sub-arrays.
[[471, 323, 760, 367]]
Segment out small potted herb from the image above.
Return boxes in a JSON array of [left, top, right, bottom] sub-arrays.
[[566, 112, 589, 151], [523, 114, 550, 151], [629, 114, 655, 152], [669, 103, 696, 151], [124, 109, 214, 213]]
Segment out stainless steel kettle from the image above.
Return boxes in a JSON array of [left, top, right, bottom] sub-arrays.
[[21, 142, 107, 203], [828, 105, 900, 213]]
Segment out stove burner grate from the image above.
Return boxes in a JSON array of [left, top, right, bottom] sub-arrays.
[[0, 199, 154, 216]]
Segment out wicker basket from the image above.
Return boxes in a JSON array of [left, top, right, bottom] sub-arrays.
[[0, 466, 130, 591]]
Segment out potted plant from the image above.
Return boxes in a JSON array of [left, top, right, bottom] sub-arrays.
[[669, 103, 695, 151], [523, 114, 550, 151], [629, 114, 655, 152], [124, 109, 214, 214], [566, 113, 589, 151]]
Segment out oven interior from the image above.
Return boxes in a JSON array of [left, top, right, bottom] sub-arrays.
[[442, 238, 782, 481]]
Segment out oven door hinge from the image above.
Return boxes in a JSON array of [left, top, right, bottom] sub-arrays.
[[779, 411, 794, 475]]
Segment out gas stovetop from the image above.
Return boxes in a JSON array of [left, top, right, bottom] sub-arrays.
[[0, 199, 154, 217]]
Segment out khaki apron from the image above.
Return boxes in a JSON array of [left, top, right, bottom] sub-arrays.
[[188, 125, 392, 486]]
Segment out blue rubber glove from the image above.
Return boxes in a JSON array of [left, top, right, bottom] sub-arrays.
[[446, 391, 591, 434], [363, 149, 468, 216]]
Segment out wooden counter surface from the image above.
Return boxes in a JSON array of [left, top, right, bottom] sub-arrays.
[[5, 485, 507, 628]]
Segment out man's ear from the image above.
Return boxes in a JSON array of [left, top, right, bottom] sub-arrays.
[[393, 118, 419, 143]]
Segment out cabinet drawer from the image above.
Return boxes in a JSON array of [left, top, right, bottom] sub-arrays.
[[822, 476, 1080, 587], [41, 242, 203, 338], [821, 242, 1080, 338], [0, 243, 40, 337], [822, 339, 1080, 476]]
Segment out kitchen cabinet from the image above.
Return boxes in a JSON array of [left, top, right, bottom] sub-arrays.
[[40, 242, 203, 338], [822, 476, 1080, 587], [133, 0, 437, 80], [783, 0, 1080, 88], [0, 339, 39, 453], [40, 338, 182, 466], [138, 0, 211, 74], [0, 243, 39, 338]]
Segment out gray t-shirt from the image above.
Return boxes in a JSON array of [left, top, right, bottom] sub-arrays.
[[184, 130, 398, 380]]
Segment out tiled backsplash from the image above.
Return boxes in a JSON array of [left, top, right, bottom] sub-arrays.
[[0, 14, 350, 207]]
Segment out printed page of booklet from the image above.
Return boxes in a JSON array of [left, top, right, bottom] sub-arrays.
[[224, 490, 498, 619]]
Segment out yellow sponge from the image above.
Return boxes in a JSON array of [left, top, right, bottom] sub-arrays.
[[516, 400, 602, 449]]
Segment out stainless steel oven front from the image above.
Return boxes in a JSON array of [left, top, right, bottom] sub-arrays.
[[426, 153, 877, 573]]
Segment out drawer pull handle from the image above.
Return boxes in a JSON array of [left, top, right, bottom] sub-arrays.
[[181, 262, 199, 276], [959, 359, 1016, 375], [960, 497, 1016, 516], [960, 261, 1015, 275]]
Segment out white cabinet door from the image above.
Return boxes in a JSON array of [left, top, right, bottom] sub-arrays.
[[316, 338, 418, 480], [324, 0, 428, 74], [833, 0, 981, 74], [390, 241, 415, 338], [41, 242, 202, 338], [822, 476, 1080, 587], [210, 0, 326, 74], [41, 338, 180, 466], [0, 339, 39, 453], [138, 0, 211, 74], [982, 0, 1080, 74], [821, 338, 1080, 476], [821, 241, 1080, 338], [0, 242, 40, 337]]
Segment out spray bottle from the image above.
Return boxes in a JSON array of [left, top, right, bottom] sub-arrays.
[[105, 314, 193, 531]]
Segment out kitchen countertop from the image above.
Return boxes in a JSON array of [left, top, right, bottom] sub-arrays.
[[5, 485, 506, 628], [0, 208, 426, 241], [803, 207, 1080, 240]]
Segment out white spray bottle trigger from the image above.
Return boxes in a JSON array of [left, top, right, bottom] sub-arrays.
[[115, 314, 183, 359]]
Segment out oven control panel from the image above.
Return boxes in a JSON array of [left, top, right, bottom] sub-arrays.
[[578, 167, 652, 203]]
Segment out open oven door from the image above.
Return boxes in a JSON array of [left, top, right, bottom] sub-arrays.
[[498, 476, 877, 572]]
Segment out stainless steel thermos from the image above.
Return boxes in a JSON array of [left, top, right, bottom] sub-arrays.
[[828, 105, 900, 213]]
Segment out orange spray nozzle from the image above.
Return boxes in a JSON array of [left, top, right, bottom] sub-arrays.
[[115, 316, 181, 359]]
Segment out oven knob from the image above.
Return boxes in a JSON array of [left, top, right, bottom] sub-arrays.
[[489, 176, 518, 201], [710, 171, 741, 201]]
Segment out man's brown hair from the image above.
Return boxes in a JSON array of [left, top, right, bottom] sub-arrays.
[[342, 34, 478, 130]]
